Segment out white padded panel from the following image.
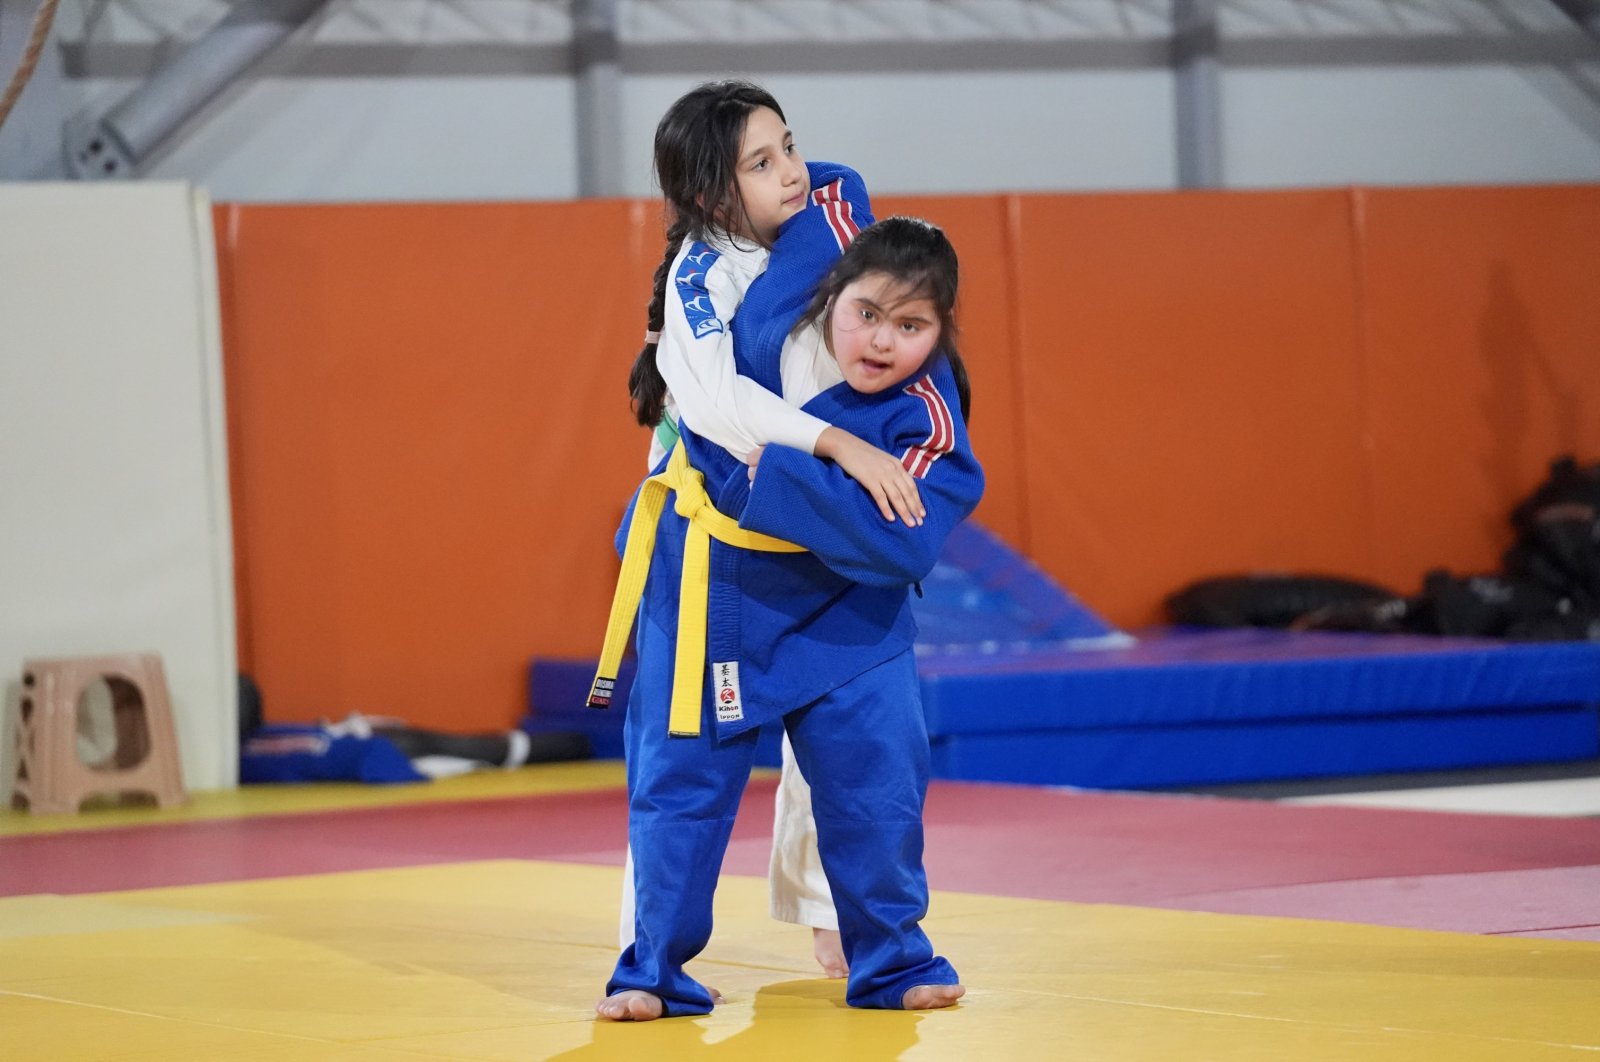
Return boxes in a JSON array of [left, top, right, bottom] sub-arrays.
[[0, 182, 238, 794]]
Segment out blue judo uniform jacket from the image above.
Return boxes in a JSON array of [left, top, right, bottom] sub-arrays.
[[617, 162, 985, 738], [606, 162, 979, 1017]]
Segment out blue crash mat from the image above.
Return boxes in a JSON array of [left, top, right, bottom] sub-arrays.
[[919, 627, 1600, 734], [920, 628, 1600, 787], [529, 520, 1600, 787]]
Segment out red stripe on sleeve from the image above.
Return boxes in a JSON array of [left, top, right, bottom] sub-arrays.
[[837, 199, 860, 241], [900, 377, 955, 479], [811, 178, 857, 249]]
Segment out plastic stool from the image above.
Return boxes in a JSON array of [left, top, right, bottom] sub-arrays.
[[12, 653, 188, 814]]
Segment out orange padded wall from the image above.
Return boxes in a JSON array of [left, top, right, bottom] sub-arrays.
[[1356, 186, 1600, 593], [218, 200, 658, 730], [217, 185, 1600, 731], [1011, 189, 1374, 627]]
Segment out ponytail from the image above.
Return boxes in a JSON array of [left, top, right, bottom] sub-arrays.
[[628, 214, 691, 428]]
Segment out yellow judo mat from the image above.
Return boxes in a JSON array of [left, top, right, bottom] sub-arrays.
[[2, 859, 1596, 1061]]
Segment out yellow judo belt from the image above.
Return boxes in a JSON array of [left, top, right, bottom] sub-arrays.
[[588, 444, 805, 737]]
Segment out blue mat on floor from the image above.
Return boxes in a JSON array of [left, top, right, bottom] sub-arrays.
[[918, 628, 1600, 787], [527, 522, 1600, 786]]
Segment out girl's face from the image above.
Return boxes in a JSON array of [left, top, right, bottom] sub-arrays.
[[826, 272, 943, 395], [730, 106, 809, 245]]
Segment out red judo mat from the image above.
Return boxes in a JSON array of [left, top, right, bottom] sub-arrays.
[[4, 779, 1598, 939]]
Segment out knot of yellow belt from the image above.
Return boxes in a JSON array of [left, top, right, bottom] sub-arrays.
[[673, 482, 705, 520], [589, 444, 804, 737]]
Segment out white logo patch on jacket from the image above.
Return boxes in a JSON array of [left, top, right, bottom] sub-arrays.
[[713, 661, 744, 723]]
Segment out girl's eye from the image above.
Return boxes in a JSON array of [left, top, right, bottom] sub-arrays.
[[859, 309, 876, 322], [900, 322, 921, 334], [752, 159, 768, 171]]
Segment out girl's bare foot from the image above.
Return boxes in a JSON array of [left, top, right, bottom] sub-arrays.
[[902, 984, 965, 1010], [812, 928, 848, 978], [596, 990, 664, 1021], [594, 987, 723, 1021]]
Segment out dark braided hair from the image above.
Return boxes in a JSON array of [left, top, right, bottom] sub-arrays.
[[797, 216, 971, 422], [629, 80, 785, 427]]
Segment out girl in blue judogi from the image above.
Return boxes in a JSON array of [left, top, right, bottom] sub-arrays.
[[613, 80, 926, 983], [593, 84, 982, 1021]]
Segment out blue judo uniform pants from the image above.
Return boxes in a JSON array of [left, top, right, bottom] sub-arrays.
[[607, 613, 959, 1016]]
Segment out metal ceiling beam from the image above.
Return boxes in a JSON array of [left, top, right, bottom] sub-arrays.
[[1548, 0, 1600, 38], [65, 0, 329, 179], [1173, 0, 1222, 189], [574, 0, 623, 198]]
